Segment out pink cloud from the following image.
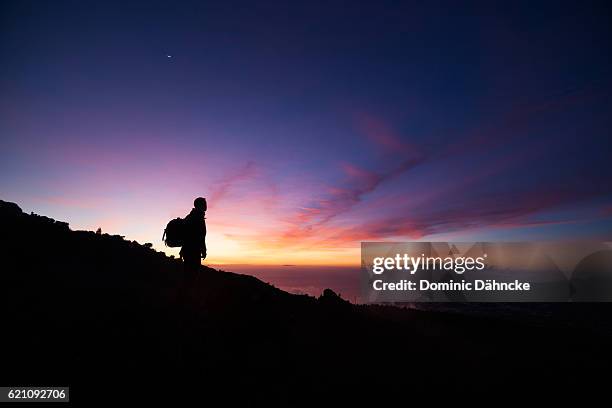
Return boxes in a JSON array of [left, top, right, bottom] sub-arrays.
[[356, 112, 421, 155], [208, 161, 258, 206]]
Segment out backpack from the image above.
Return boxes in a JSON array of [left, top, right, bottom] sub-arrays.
[[162, 217, 185, 247]]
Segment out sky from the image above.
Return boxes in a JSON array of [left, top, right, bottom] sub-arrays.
[[1, 0, 612, 267]]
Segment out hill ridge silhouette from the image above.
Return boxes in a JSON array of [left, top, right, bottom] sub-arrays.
[[0, 199, 348, 305], [1, 198, 610, 403]]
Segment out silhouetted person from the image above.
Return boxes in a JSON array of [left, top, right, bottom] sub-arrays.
[[174, 197, 207, 363], [180, 197, 207, 285]]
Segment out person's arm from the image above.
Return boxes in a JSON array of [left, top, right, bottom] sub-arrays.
[[201, 218, 207, 259]]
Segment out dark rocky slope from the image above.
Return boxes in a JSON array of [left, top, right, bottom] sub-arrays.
[[1, 199, 610, 404]]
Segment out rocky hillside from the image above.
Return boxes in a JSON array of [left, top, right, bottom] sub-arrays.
[[1, 199, 610, 404]]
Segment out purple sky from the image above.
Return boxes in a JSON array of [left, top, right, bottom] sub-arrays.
[[1, 1, 612, 267]]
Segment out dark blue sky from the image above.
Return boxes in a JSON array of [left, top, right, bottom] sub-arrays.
[[1, 0, 611, 264]]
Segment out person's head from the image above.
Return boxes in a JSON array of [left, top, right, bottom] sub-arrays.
[[194, 197, 207, 211]]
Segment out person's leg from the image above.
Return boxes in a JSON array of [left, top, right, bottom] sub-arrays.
[[177, 252, 200, 365], [183, 253, 200, 284], [181, 252, 200, 304]]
